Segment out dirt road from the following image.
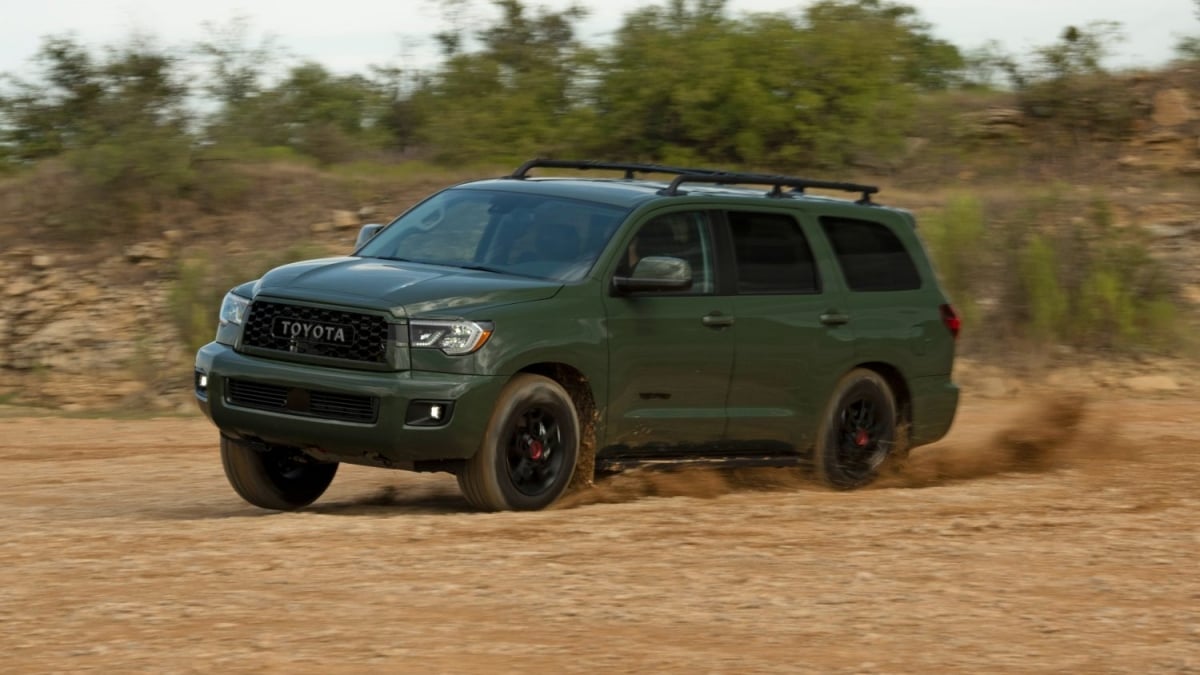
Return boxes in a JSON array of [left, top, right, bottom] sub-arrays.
[[2, 392, 1198, 673]]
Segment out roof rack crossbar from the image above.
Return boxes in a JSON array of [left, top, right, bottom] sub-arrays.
[[659, 172, 879, 204], [509, 158, 727, 180]]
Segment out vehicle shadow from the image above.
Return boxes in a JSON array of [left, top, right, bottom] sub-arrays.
[[307, 484, 473, 516], [148, 484, 475, 520]]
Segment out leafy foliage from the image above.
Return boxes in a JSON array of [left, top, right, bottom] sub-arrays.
[[928, 190, 1182, 353]]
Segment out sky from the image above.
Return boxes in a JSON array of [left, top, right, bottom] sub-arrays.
[[1, 0, 1197, 80]]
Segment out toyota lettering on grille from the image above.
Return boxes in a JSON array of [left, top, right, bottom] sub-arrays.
[[271, 317, 355, 347]]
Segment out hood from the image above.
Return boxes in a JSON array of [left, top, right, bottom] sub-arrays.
[[255, 257, 562, 316]]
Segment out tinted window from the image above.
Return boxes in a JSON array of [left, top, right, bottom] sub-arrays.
[[619, 211, 714, 294], [821, 217, 921, 292], [728, 212, 819, 294]]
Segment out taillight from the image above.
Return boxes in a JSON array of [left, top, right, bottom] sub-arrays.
[[940, 304, 961, 339]]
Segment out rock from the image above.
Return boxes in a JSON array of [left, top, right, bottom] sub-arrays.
[[1143, 223, 1194, 239], [162, 229, 185, 243], [331, 210, 359, 229], [356, 205, 378, 220], [1182, 285, 1200, 305], [31, 255, 54, 269], [963, 108, 1027, 140], [124, 241, 170, 263], [1123, 375, 1181, 392], [5, 279, 35, 297], [310, 221, 334, 234], [1151, 89, 1194, 127]]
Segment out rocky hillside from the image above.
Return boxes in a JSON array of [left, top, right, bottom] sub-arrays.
[[1, 77, 1198, 412]]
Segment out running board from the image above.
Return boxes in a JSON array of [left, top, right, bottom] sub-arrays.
[[595, 454, 807, 474]]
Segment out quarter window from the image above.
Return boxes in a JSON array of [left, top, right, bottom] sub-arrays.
[[728, 212, 819, 294], [821, 217, 921, 292]]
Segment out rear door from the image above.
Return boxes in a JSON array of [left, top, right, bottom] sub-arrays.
[[721, 209, 857, 451], [602, 210, 734, 452]]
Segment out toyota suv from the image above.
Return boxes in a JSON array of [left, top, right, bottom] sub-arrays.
[[194, 160, 960, 511]]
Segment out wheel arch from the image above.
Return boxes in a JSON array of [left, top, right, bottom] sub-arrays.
[[852, 361, 912, 432]]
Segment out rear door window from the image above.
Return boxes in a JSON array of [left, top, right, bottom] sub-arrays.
[[727, 211, 820, 294], [820, 217, 921, 291]]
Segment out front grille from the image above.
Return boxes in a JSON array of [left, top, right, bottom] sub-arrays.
[[242, 300, 390, 364], [226, 379, 378, 423]]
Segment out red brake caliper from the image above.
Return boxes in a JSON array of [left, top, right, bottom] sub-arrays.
[[528, 438, 545, 461], [854, 429, 870, 447]]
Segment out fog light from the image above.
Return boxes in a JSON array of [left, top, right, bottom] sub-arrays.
[[194, 370, 209, 397], [406, 400, 454, 427]]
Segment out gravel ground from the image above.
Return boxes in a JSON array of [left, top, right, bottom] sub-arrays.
[[2, 393, 1198, 673]]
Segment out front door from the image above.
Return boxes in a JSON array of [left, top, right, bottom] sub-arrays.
[[602, 210, 733, 453]]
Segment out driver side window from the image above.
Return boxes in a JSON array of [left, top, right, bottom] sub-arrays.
[[620, 211, 714, 294]]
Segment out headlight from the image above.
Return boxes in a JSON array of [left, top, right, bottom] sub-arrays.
[[219, 292, 251, 327], [409, 319, 493, 355]]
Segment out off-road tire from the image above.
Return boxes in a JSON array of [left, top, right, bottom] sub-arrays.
[[220, 436, 338, 510], [814, 369, 897, 489], [458, 374, 580, 511]]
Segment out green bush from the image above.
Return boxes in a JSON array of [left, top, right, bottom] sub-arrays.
[[927, 189, 1183, 354], [923, 193, 985, 326], [1019, 234, 1070, 342]]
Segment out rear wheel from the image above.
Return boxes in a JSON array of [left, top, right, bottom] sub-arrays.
[[814, 369, 897, 489], [220, 436, 338, 510], [458, 374, 579, 511]]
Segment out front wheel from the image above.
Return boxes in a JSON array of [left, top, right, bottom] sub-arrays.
[[814, 369, 898, 489], [458, 374, 580, 511], [220, 436, 338, 510]]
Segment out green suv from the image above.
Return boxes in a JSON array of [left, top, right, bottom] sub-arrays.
[[194, 160, 959, 511]]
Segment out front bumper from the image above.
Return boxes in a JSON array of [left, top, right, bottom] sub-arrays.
[[194, 342, 506, 466]]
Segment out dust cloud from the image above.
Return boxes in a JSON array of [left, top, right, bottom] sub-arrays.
[[558, 392, 1124, 508]]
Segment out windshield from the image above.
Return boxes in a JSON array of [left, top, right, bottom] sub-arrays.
[[357, 187, 629, 282]]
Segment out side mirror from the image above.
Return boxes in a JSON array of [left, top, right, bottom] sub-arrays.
[[612, 256, 693, 294], [355, 223, 384, 250]]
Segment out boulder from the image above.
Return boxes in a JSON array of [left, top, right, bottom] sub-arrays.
[[124, 241, 170, 263], [1151, 89, 1194, 127], [331, 210, 359, 229], [1123, 375, 1182, 392]]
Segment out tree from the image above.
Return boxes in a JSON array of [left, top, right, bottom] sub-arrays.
[[416, 0, 596, 162], [0, 35, 197, 230], [590, 0, 962, 169], [1174, 0, 1200, 60]]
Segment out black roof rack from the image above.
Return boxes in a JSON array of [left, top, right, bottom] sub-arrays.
[[659, 172, 880, 204], [509, 158, 728, 180], [508, 159, 880, 204]]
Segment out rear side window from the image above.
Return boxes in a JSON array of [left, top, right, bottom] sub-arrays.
[[821, 217, 921, 292], [728, 212, 819, 294]]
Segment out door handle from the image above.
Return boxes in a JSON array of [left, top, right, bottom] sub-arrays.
[[820, 311, 850, 326], [702, 312, 735, 328]]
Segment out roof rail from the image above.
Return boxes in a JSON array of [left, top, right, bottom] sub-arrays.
[[509, 158, 727, 180], [659, 172, 880, 204]]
